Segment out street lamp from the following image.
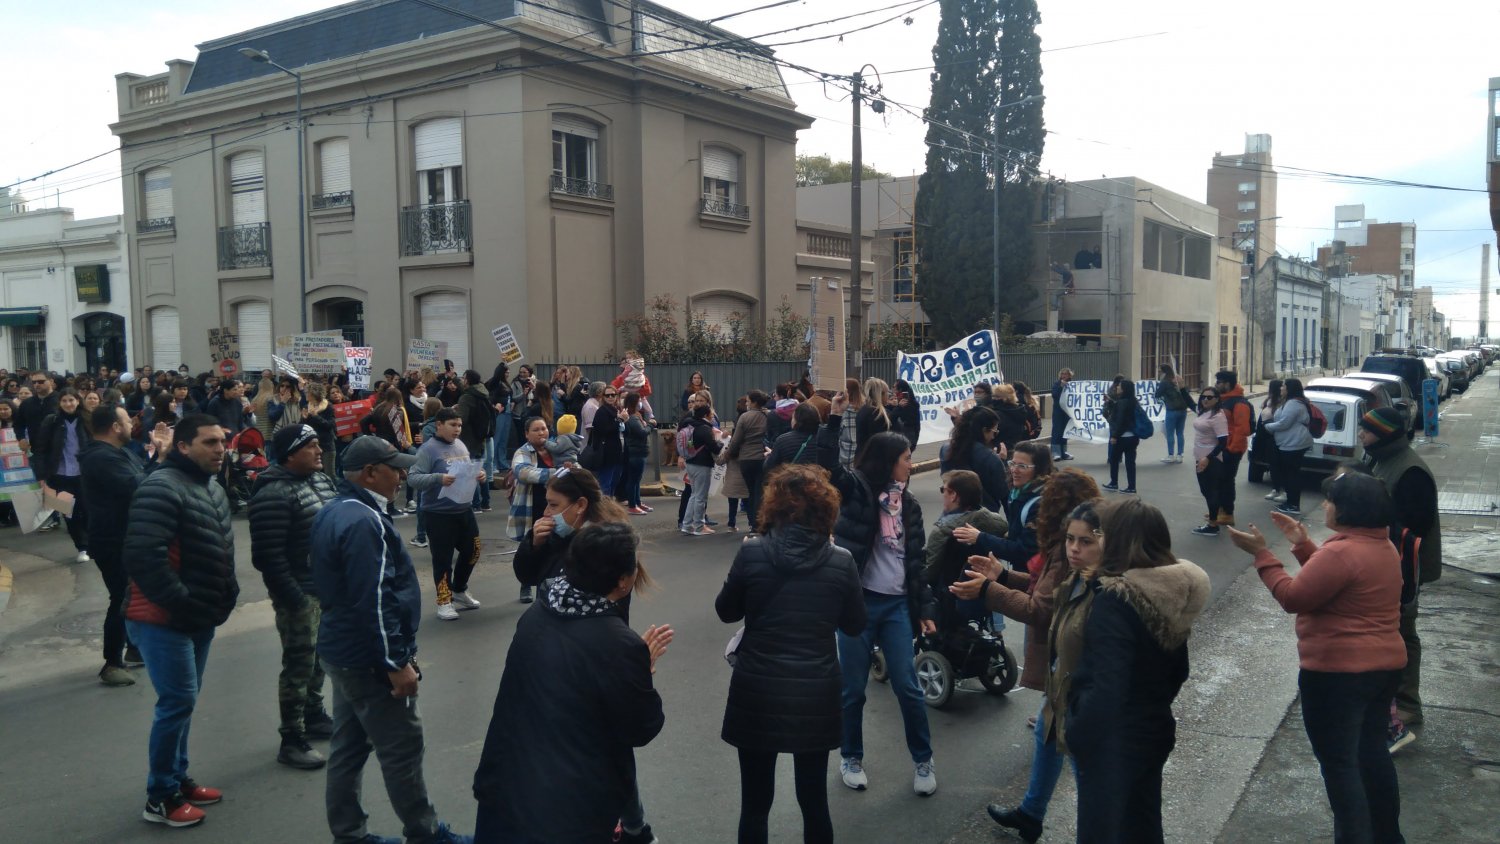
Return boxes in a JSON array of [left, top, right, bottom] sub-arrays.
[[239, 47, 307, 332], [992, 94, 1042, 338]]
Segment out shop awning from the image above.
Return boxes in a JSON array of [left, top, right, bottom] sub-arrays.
[[0, 306, 46, 327]]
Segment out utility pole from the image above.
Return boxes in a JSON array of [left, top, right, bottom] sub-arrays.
[[993, 104, 1002, 339], [1481, 243, 1491, 341], [849, 69, 864, 381]]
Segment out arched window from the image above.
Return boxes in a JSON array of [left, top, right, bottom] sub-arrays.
[[418, 292, 469, 371], [235, 301, 273, 372]]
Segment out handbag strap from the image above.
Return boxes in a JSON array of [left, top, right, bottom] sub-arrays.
[[792, 435, 811, 463]]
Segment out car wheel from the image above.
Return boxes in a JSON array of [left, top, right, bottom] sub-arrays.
[[913, 651, 955, 709]]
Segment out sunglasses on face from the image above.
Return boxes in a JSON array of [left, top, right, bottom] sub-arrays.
[[1008, 461, 1035, 471], [1200, 395, 1217, 401]]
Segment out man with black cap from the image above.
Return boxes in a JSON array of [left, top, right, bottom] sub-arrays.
[[1359, 406, 1441, 735], [249, 424, 340, 770], [310, 436, 473, 844]]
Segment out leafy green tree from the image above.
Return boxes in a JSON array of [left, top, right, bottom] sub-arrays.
[[915, 0, 1045, 343], [796, 154, 891, 187]]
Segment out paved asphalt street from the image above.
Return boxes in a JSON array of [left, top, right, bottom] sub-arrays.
[[1, 378, 1494, 843]]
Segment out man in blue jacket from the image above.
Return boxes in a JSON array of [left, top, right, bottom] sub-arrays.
[[310, 436, 472, 844]]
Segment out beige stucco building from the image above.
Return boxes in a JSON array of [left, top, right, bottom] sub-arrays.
[[1018, 177, 1246, 390], [111, 0, 811, 374]]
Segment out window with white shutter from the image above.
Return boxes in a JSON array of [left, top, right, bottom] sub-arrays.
[[229, 152, 266, 225], [419, 292, 470, 371], [702, 146, 739, 202], [150, 306, 181, 372], [235, 301, 273, 372], [318, 138, 351, 194], [551, 116, 599, 184], [414, 119, 463, 206], [143, 167, 173, 220], [691, 294, 752, 341]]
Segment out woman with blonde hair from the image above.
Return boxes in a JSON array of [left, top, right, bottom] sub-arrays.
[[854, 378, 891, 457], [991, 384, 1031, 455], [251, 374, 279, 443], [564, 365, 589, 419], [838, 377, 865, 468]]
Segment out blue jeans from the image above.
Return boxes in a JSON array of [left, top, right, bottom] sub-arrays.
[[621, 455, 647, 508], [1019, 698, 1074, 820], [595, 462, 621, 498], [472, 442, 492, 510], [126, 620, 214, 800], [1050, 412, 1069, 457], [491, 411, 512, 472], [1164, 410, 1187, 456], [837, 591, 932, 764]]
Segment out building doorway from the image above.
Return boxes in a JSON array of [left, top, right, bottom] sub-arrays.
[[81, 312, 127, 375], [316, 298, 364, 347]]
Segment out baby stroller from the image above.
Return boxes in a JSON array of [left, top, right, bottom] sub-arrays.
[[226, 427, 270, 511], [870, 605, 1018, 709]]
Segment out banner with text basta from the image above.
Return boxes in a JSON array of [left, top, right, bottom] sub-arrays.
[[896, 330, 1004, 446], [1060, 379, 1165, 442]]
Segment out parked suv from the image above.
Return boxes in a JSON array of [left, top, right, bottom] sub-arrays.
[[1360, 353, 1429, 407]]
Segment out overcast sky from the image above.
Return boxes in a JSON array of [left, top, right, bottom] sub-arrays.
[[5, 0, 1496, 336]]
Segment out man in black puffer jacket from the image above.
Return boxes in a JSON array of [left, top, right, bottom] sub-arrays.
[[249, 424, 339, 771], [79, 405, 170, 687], [123, 414, 239, 829]]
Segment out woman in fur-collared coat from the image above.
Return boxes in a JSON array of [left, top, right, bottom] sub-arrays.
[[1062, 497, 1210, 844]]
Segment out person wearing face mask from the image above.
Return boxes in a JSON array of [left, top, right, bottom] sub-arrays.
[[407, 408, 486, 621], [816, 397, 939, 797], [512, 467, 628, 600], [31, 387, 94, 561]]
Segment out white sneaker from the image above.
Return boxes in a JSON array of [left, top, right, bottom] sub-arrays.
[[436, 602, 460, 621], [451, 591, 482, 610], [1264, 490, 1286, 502], [840, 757, 867, 790], [913, 760, 937, 796], [75, 550, 91, 564], [1160, 456, 1176, 464]]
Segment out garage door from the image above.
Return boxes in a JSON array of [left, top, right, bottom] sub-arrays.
[[150, 306, 181, 372], [419, 292, 469, 372], [236, 301, 272, 372]]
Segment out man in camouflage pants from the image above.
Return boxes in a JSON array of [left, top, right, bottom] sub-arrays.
[[250, 425, 340, 769]]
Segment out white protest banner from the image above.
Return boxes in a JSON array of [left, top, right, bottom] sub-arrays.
[[405, 339, 448, 372], [491, 325, 524, 365], [344, 347, 374, 391], [287, 332, 348, 374], [276, 329, 343, 360], [807, 277, 847, 392], [1060, 379, 1165, 442], [272, 355, 301, 379], [896, 330, 1004, 445]]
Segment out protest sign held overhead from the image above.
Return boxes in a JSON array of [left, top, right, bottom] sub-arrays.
[[344, 347, 374, 391], [807, 278, 846, 392], [491, 325, 523, 364], [406, 339, 447, 372], [896, 330, 1004, 445], [286, 332, 348, 374], [333, 398, 375, 438]]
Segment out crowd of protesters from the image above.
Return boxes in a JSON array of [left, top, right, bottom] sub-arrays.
[[0, 350, 1442, 844]]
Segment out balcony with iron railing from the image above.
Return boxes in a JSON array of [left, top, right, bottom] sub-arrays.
[[549, 173, 614, 202], [400, 200, 471, 256], [311, 191, 354, 211], [217, 222, 272, 270], [137, 217, 176, 235], [701, 194, 751, 221]]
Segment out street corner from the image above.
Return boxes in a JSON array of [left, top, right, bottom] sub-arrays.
[[1443, 529, 1500, 580]]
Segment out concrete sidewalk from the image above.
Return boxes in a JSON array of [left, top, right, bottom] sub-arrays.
[[947, 367, 1500, 844]]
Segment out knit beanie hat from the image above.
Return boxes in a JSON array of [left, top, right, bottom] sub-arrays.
[[273, 424, 319, 463], [1358, 406, 1404, 441], [557, 414, 578, 435]]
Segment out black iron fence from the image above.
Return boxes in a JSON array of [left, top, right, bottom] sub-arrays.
[[550, 173, 614, 201], [312, 191, 354, 210], [533, 349, 1120, 417], [216, 222, 271, 270], [137, 217, 175, 234], [700, 195, 750, 220], [400, 200, 471, 255]]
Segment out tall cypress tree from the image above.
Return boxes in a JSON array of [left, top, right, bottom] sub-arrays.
[[915, 0, 1045, 343]]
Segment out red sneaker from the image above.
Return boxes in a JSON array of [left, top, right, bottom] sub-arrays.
[[143, 794, 206, 827], [178, 778, 222, 806]]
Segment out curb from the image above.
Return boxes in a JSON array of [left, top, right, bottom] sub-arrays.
[[0, 563, 12, 614]]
